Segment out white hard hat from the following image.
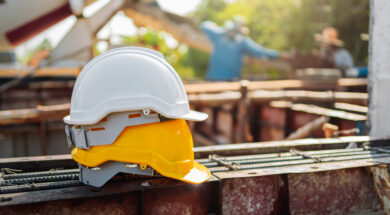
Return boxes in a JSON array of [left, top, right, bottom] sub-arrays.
[[64, 47, 208, 125]]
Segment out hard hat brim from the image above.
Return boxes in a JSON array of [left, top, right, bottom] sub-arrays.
[[63, 109, 208, 125], [180, 162, 211, 184], [180, 110, 208, 121]]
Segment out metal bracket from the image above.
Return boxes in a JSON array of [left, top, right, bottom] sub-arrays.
[[65, 125, 73, 148], [79, 161, 155, 187], [71, 126, 88, 149]]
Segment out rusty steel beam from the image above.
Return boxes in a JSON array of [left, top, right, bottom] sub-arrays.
[[0, 154, 389, 214]]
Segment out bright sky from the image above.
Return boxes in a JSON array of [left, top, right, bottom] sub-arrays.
[[15, 0, 202, 58], [157, 0, 201, 15]]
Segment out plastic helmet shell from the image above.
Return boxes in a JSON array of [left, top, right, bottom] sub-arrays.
[[64, 47, 207, 125]]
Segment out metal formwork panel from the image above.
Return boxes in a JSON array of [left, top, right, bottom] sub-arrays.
[[221, 175, 287, 215], [288, 168, 381, 214]]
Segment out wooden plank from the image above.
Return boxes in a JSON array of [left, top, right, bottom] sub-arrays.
[[0, 89, 367, 125], [185, 79, 367, 94], [0, 104, 70, 125], [270, 101, 367, 121], [335, 102, 368, 113], [0, 68, 81, 78]]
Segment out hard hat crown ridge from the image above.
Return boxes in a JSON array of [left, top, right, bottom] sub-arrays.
[[64, 46, 207, 125]]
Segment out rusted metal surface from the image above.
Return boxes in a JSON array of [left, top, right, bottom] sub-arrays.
[[0, 192, 139, 215], [221, 175, 287, 215], [0, 176, 220, 214], [143, 181, 217, 215], [369, 165, 390, 215], [0, 165, 384, 214], [289, 168, 381, 215]]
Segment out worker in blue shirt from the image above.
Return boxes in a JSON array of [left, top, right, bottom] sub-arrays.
[[200, 16, 283, 81]]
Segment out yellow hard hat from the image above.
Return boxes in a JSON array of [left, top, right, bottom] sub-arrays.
[[71, 119, 210, 184]]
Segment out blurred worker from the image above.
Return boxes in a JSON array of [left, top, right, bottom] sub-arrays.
[[315, 27, 368, 77], [201, 16, 284, 81]]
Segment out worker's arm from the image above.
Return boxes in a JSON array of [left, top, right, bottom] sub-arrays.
[[242, 37, 280, 59], [200, 21, 223, 43]]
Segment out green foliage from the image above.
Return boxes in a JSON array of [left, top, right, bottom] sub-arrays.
[[328, 0, 369, 65], [180, 48, 210, 79], [120, 28, 201, 80], [192, 0, 227, 25]]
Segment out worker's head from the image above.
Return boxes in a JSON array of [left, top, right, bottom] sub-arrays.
[[224, 15, 249, 38], [315, 27, 344, 49]]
